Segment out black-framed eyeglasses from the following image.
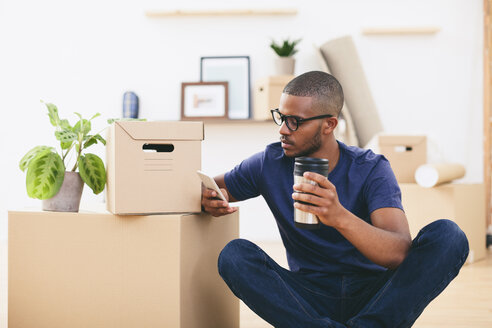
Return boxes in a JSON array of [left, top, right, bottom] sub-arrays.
[[270, 108, 333, 131]]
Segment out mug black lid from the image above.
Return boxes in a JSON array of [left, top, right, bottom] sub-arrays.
[[295, 157, 329, 165], [294, 157, 329, 176]]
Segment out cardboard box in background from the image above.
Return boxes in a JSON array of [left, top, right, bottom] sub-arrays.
[[106, 121, 204, 214], [400, 183, 486, 263], [8, 209, 239, 328], [253, 75, 295, 120], [378, 135, 427, 183]]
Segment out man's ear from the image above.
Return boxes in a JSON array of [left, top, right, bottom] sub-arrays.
[[323, 117, 338, 134]]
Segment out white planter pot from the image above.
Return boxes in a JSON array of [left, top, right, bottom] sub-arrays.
[[275, 57, 295, 75]]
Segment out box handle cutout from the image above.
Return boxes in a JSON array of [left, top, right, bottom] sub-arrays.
[[394, 146, 413, 153], [143, 144, 174, 153]]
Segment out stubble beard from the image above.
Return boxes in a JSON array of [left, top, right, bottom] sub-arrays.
[[282, 126, 323, 158]]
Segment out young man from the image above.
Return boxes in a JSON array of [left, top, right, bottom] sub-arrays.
[[201, 71, 469, 328]]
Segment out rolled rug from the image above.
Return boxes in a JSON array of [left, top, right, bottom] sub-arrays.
[[415, 163, 466, 188], [319, 36, 383, 147]]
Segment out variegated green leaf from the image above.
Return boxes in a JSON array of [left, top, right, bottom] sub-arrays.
[[61, 141, 73, 150], [55, 130, 77, 143], [95, 134, 106, 145], [19, 146, 53, 172], [78, 154, 106, 194], [107, 118, 147, 124], [26, 151, 65, 199], [90, 113, 101, 120], [83, 134, 106, 149], [59, 119, 72, 130], [44, 102, 60, 127], [73, 118, 91, 136]]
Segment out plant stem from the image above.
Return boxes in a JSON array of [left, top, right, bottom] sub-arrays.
[[71, 134, 84, 172], [61, 144, 74, 162]]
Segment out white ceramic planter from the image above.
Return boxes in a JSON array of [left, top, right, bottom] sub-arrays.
[[275, 57, 295, 75]]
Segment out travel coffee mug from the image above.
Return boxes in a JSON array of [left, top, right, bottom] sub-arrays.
[[293, 157, 329, 230]]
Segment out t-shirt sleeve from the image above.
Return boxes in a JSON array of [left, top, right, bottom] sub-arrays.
[[363, 157, 403, 214], [224, 151, 264, 201]]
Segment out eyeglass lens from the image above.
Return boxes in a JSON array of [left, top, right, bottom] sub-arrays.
[[272, 111, 298, 131]]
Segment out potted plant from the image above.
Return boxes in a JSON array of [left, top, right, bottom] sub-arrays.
[[270, 38, 302, 75], [19, 101, 107, 212]]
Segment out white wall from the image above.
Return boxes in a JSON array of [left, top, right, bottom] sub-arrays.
[[0, 0, 483, 241]]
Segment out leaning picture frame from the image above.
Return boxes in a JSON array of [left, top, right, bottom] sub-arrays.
[[181, 82, 229, 120], [200, 56, 251, 120]]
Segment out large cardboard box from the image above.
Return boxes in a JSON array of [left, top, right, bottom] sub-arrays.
[[253, 75, 295, 120], [106, 121, 204, 214], [8, 208, 239, 328], [378, 135, 427, 183], [400, 183, 486, 263]]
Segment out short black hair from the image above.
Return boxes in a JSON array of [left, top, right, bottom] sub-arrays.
[[283, 71, 344, 116]]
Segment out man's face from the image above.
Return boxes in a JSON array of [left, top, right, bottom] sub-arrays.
[[278, 94, 323, 158]]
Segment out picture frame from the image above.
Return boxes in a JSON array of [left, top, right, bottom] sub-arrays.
[[181, 82, 229, 120], [200, 56, 251, 120]]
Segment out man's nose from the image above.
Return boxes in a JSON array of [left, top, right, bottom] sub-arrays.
[[279, 121, 291, 135]]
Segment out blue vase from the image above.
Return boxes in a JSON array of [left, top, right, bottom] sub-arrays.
[[123, 91, 139, 118]]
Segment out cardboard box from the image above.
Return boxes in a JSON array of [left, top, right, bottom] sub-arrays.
[[400, 183, 486, 263], [106, 121, 204, 214], [8, 208, 239, 328], [378, 135, 427, 183], [253, 75, 295, 120]]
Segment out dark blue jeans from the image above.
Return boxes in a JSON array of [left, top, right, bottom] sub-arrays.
[[218, 219, 469, 328]]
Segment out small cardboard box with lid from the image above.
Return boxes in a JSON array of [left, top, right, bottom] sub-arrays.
[[376, 135, 427, 183], [106, 121, 204, 214], [253, 75, 295, 120]]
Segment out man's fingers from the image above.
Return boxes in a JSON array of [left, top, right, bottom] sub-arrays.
[[204, 199, 229, 208], [203, 188, 218, 198], [303, 172, 333, 189], [204, 205, 238, 217], [293, 201, 327, 216]]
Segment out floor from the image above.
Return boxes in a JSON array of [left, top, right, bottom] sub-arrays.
[[1, 241, 492, 328]]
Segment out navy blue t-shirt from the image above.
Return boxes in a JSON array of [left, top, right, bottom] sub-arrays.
[[224, 141, 403, 275]]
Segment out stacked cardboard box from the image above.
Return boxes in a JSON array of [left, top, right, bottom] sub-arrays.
[[106, 121, 204, 214], [376, 135, 427, 183], [253, 75, 295, 121], [8, 209, 239, 328], [9, 121, 240, 327], [400, 183, 486, 263], [373, 135, 485, 263]]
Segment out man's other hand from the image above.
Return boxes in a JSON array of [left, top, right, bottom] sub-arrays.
[[201, 186, 238, 217]]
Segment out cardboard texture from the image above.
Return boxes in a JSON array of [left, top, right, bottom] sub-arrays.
[[253, 75, 294, 120], [400, 183, 486, 263], [378, 135, 427, 183], [106, 121, 204, 214], [8, 209, 239, 328]]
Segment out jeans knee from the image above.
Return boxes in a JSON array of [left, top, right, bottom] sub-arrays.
[[218, 238, 257, 279], [417, 219, 469, 260]]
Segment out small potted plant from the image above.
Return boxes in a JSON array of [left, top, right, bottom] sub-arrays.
[[19, 101, 107, 212], [270, 37, 302, 75]]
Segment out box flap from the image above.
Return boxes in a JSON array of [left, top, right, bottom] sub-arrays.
[[115, 121, 204, 141], [378, 135, 426, 146], [257, 75, 295, 86]]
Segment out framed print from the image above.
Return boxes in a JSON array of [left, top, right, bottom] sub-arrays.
[[200, 56, 251, 120], [181, 82, 228, 120]]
